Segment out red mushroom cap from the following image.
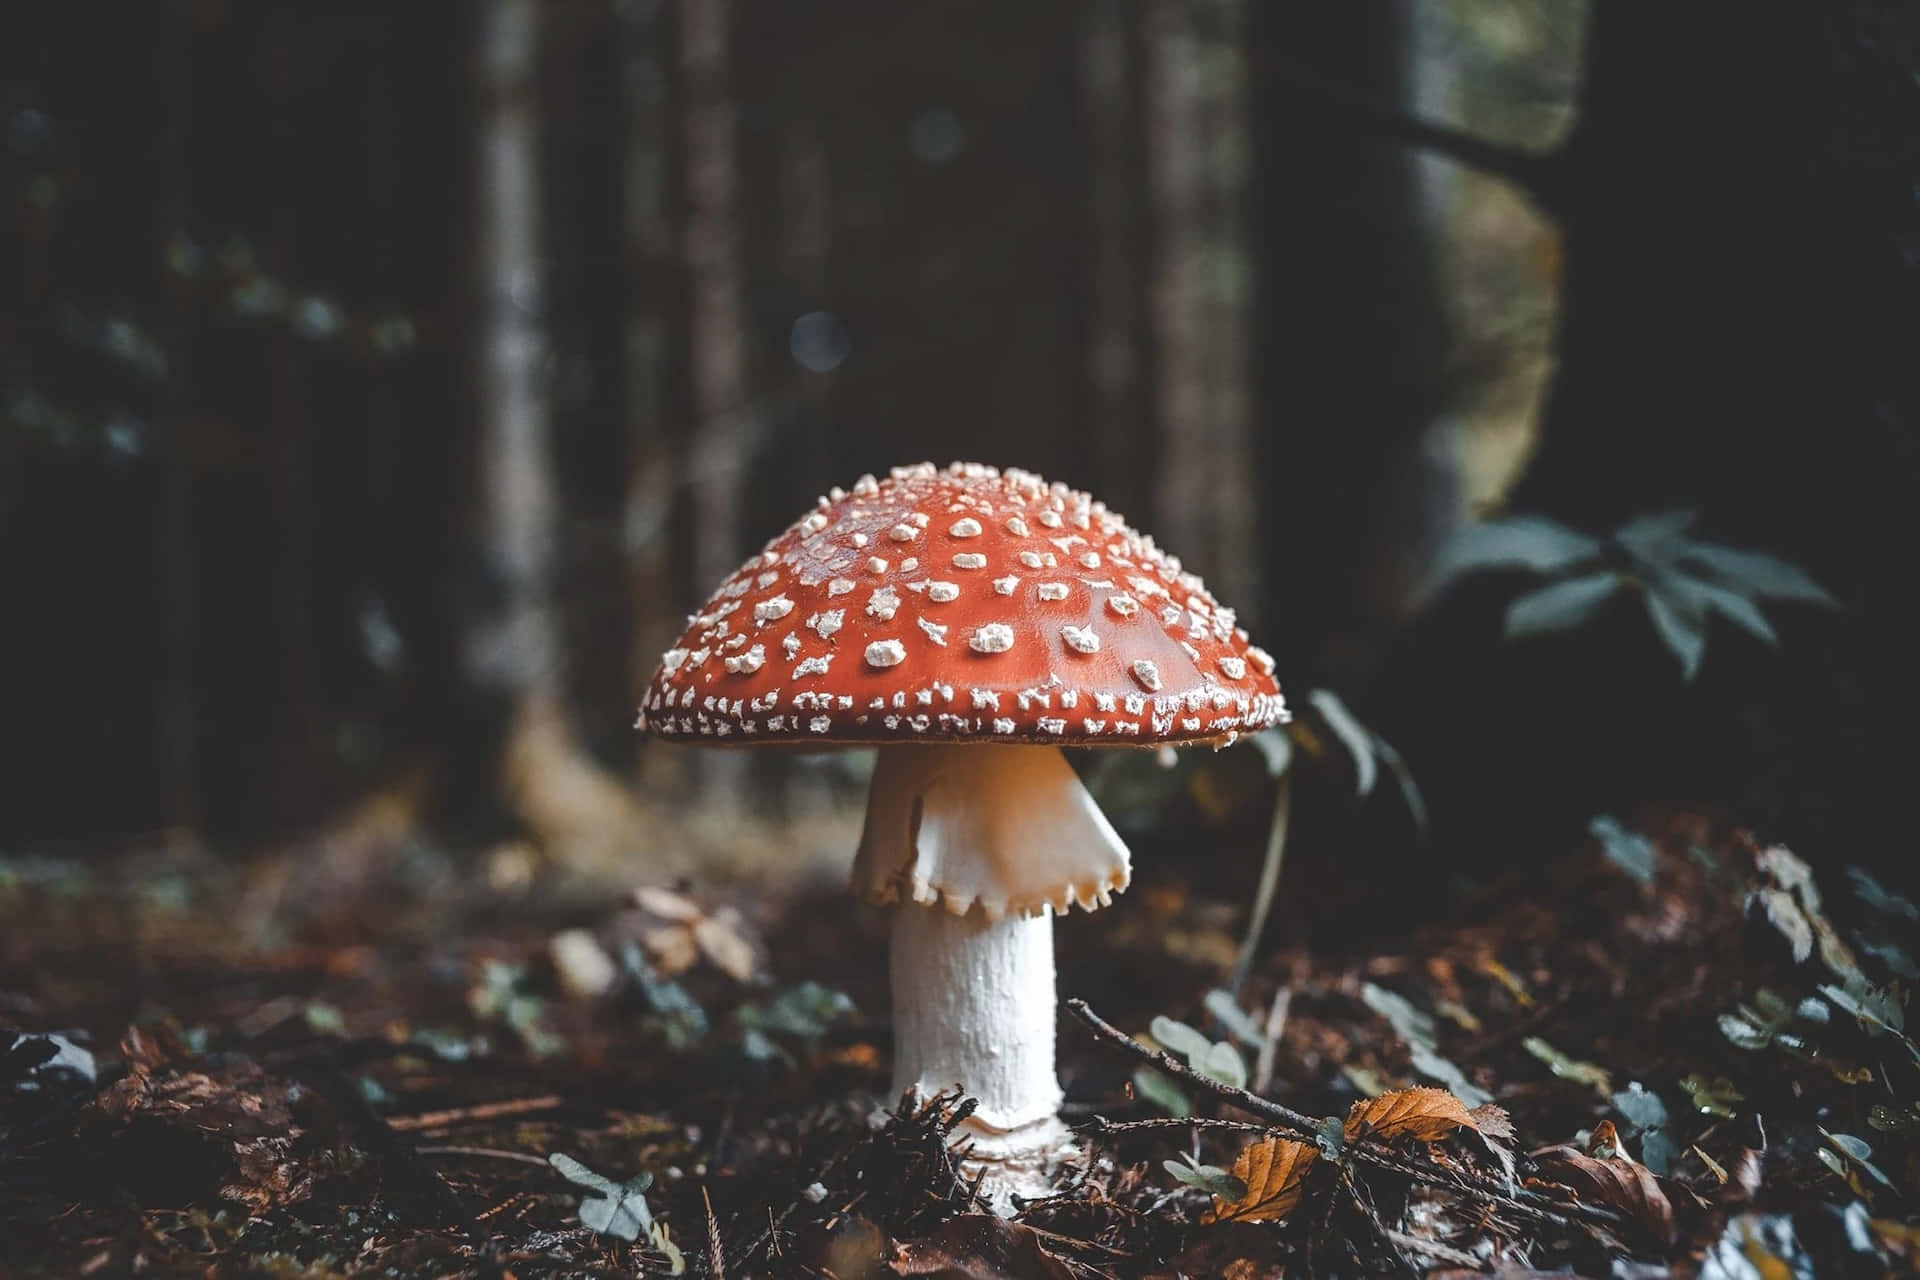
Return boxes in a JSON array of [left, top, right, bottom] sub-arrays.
[[637, 462, 1288, 747]]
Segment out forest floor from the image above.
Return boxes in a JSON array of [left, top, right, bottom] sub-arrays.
[[3, 805, 1918, 1278]]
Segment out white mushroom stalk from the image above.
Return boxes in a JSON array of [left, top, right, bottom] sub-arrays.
[[853, 743, 1130, 1208]]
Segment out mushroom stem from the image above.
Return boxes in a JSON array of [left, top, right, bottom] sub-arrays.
[[856, 743, 1131, 1211], [890, 900, 1065, 1133]]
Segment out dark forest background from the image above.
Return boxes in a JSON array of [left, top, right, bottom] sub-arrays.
[[4, 0, 1916, 895]]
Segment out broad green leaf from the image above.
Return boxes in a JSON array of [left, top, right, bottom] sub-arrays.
[[1589, 814, 1657, 887], [1660, 571, 1780, 647], [1132, 1066, 1193, 1117], [1361, 982, 1438, 1047], [1614, 509, 1699, 563], [1643, 580, 1708, 680], [1820, 982, 1906, 1036], [1430, 515, 1605, 587], [550, 1153, 655, 1242], [1504, 571, 1623, 639], [1523, 1036, 1613, 1095], [1150, 1016, 1214, 1064], [1164, 1154, 1247, 1199], [1200, 1040, 1248, 1090], [1204, 989, 1270, 1049], [1719, 1012, 1773, 1051], [1678, 542, 1838, 607]]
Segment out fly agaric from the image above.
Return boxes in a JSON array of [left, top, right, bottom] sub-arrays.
[[637, 462, 1287, 1207]]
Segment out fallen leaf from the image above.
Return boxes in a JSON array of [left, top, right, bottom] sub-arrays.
[[549, 1151, 656, 1242], [1345, 1086, 1476, 1143], [1748, 887, 1814, 963], [1530, 1143, 1676, 1243], [1523, 1036, 1613, 1096], [85, 1026, 317, 1212], [694, 912, 758, 982], [1208, 1136, 1318, 1222], [889, 1214, 1074, 1279]]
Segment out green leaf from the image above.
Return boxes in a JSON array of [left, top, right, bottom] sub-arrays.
[[1504, 571, 1624, 639], [1163, 1154, 1247, 1199], [549, 1152, 655, 1242], [1589, 814, 1657, 887], [1360, 982, 1438, 1047], [1204, 989, 1270, 1049], [1614, 509, 1699, 563], [1431, 515, 1605, 586], [1199, 1041, 1248, 1090], [1656, 569, 1780, 647], [1408, 1042, 1493, 1109], [1369, 729, 1430, 842], [1819, 982, 1906, 1037], [1849, 867, 1920, 922], [1678, 542, 1837, 607], [1132, 1067, 1192, 1117], [1680, 1074, 1745, 1117], [1306, 689, 1377, 797], [1523, 1036, 1613, 1095], [1249, 727, 1294, 778], [1719, 1011, 1774, 1051], [1150, 1016, 1213, 1064], [1644, 579, 1708, 680]]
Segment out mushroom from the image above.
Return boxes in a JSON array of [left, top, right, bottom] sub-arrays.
[[638, 462, 1288, 1209]]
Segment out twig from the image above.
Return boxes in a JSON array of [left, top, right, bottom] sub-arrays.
[[387, 1095, 565, 1131], [1386, 1228, 1483, 1270], [1253, 985, 1291, 1096], [416, 1145, 552, 1168], [1065, 997, 1623, 1233]]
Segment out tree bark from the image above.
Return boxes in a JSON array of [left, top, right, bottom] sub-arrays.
[[469, 0, 637, 859], [1249, 2, 1450, 685]]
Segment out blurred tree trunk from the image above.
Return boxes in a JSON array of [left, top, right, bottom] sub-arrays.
[[668, 0, 750, 793], [618, 0, 681, 789], [1074, 0, 1150, 525], [157, 13, 201, 843], [469, 0, 636, 860], [1140, 0, 1257, 613], [1249, 2, 1450, 685]]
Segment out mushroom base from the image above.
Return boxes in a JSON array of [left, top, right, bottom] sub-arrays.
[[889, 902, 1077, 1210]]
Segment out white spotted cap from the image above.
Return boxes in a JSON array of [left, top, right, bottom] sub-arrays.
[[637, 461, 1288, 747]]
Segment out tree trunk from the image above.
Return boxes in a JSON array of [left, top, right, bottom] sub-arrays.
[[668, 0, 751, 794], [1248, 2, 1450, 685], [1140, 0, 1257, 614], [470, 0, 636, 861]]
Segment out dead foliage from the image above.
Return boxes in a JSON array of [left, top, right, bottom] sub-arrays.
[[3, 812, 1919, 1275]]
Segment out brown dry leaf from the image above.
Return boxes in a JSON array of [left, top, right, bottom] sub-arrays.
[[633, 885, 705, 922], [1529, 1144, 1676, 1244], [693, 911, 758, 982], [1208, 1136, 1318, 1222], [1345, 1086, 1476, 1144], [633, 888, 760, 981]]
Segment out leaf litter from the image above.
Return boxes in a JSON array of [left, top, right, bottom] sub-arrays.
[[2, 816, 1919, 1275]]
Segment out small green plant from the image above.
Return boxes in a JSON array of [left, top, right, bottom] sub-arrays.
[[1430, 509, 1838, 679]]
